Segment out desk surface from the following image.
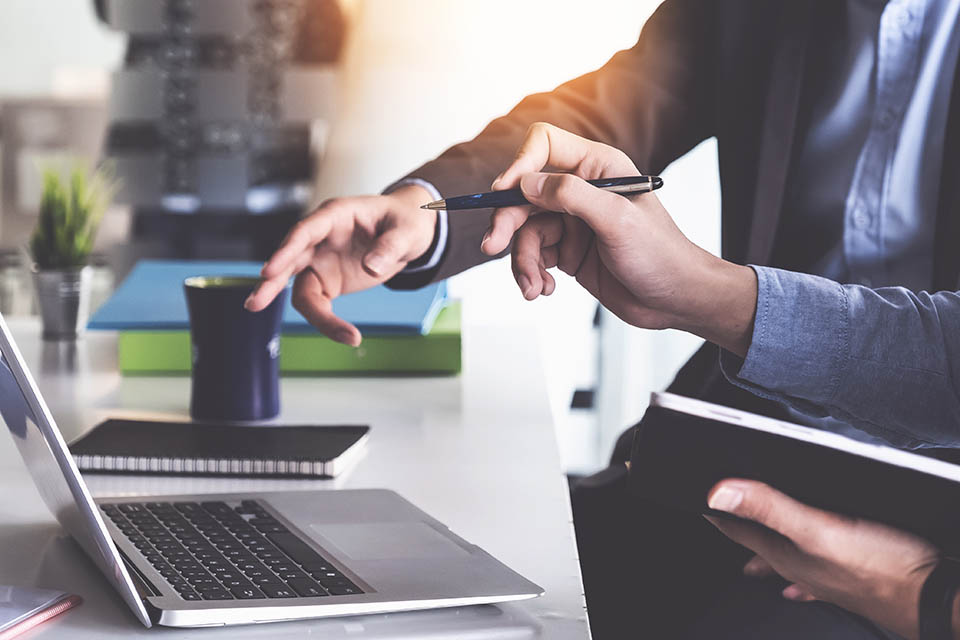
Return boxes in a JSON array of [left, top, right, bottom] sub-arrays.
[[0, 318, 589, 639]]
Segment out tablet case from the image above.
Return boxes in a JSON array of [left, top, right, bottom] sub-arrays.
[[69, 420, 369, 478], [628, 394, 960, 555]]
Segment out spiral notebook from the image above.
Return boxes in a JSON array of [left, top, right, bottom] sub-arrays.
[[68, 420, 369, 478]]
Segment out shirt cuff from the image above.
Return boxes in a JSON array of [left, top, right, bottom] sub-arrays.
[[382, 177, 448, 274], [720, 266, 850, 414]]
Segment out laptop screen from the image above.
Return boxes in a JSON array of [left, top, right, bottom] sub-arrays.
[[0, 323, 151, 626]]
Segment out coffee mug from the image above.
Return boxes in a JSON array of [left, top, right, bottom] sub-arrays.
[[184, 276, 286, 421]]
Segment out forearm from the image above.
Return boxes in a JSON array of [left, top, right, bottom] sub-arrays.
[[718, 267, 960, 448]]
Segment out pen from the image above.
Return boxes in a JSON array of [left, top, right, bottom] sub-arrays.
[[420, 175, 663, 211]]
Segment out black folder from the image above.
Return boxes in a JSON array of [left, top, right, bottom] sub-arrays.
[[629, 393, 960, 554]]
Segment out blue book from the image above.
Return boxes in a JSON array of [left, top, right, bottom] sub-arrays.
[[88, 260, 447, 335]]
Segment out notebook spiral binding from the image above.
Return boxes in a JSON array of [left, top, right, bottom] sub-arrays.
[[74, 455, 329, 477]]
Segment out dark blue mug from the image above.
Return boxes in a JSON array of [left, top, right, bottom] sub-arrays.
[[184, 276, 286, 422]]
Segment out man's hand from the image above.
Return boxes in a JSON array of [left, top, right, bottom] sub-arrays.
[[245, 185, 437, 346], [488, 123, 758, 356], [706, 479, 940, 640]]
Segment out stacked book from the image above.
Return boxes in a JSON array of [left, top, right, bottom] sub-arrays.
[[89, 260, 461, 375]]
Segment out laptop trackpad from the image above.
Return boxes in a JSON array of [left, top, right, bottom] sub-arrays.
[[310, 522, 471, 560]]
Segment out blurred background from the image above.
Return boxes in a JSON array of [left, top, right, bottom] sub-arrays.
[[0, 0, 720, 474]]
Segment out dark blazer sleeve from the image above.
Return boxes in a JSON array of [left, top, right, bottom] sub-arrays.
[[388, 0, 717, 289]]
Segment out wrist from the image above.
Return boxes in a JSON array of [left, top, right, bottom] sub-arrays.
[[671, 252, 758, 356], [385, 184, 437, 262]]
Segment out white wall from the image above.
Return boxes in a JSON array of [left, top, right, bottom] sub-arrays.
[[0, 1, 123, 97]]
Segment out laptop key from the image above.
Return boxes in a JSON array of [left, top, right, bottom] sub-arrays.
[[265, 533, 325, 567], [327, 585, 361, 596], [255, 524, 288, 533], [312, 571, 345, 581], [221, 578, 252, 588], [201, 589, 234, 600], [261, 585, 297, 599], [317, 578, 354, 590], [189, 577, 219, 588], [287, 578, 327, 598], [230, 586, 266, 600], [277, 569, 309, 581], [216, 571, 244, 581], [119, 503, 146, 514]]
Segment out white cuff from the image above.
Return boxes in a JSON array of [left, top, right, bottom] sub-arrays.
[[383, 177, 448, 273]]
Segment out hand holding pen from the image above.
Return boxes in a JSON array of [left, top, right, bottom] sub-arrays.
[[473, 123, 661, 258]]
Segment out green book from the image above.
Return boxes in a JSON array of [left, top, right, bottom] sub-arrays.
[[118, 302, 461, 376]]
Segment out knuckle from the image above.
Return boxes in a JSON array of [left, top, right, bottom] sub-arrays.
[[493, 207, 522, 229], [291, 286, 309, 310], [376, 237, 403, 257], [528, 121, 551, 135], [551, 174, 580, 202]]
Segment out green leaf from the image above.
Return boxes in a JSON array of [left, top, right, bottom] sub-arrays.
[[29, 161, 117, 270]]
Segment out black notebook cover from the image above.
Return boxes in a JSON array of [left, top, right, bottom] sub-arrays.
[[69, 419, 369, 478], [629, 393, 960, 555]]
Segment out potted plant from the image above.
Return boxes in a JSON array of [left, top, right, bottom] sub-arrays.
[[29, 163, 115, 340]]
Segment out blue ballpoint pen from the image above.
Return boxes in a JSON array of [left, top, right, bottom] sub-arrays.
[[420, 175, 663, 211]]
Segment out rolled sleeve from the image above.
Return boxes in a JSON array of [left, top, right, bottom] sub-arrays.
[[721, 266, 960, 448], [723, 266, 849, 407]]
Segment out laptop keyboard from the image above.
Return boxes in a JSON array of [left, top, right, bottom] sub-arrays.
[[101, 500, 363, 602]]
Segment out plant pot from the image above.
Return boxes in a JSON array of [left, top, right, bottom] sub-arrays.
[[32, 266, 92, 341]]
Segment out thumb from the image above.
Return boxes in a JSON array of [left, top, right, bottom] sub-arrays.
[[520, 172, 630, 235], [708, 479, 826, 546], [363, 227, 415, 277]]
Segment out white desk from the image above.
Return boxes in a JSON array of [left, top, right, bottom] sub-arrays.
[[0, 318, 589, 638]]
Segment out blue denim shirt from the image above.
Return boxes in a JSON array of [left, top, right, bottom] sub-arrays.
[[723, 0, 960, 448]]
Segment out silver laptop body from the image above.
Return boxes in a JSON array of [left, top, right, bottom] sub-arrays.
[[0, 314, 542, 628]]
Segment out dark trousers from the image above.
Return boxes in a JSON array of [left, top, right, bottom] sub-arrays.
[[570, 442, 899, 639]]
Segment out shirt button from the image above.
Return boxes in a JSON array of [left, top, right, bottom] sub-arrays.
[[853, 209, 871, 229]]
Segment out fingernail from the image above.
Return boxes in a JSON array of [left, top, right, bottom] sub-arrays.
[[518, 275, 532, 297], [708, 486, 743, 513], [520, 173, 546, 197], [243, 295, 255, 309], [337, 330, 358, 346], [480, 230, 492, 252], [782, 584, 806, 600], [491, 172, 504, 190], [365, 254, 386, 275]]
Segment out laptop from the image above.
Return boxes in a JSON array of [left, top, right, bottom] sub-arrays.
[[0, 314, 542, 628]]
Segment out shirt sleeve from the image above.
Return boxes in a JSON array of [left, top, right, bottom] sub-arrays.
[[382, 178, 449, 274], [720, 265, 960, 448]]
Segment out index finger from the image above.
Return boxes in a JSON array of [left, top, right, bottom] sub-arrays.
[[495, 122, 637, 190], [245, 252, 309, 312], [260, 209, 335, 279]]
